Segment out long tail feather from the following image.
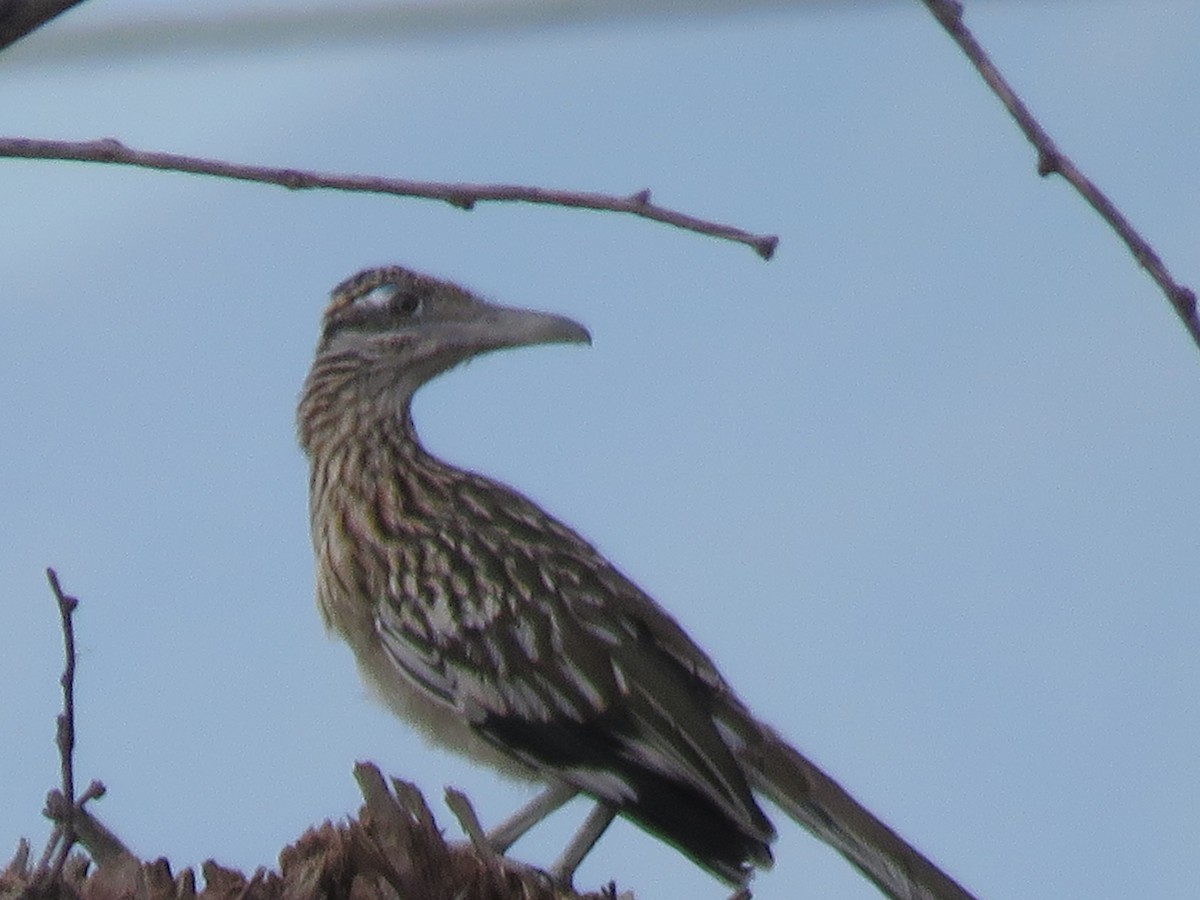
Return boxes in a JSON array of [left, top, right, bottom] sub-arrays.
[[737, 719, 976, 900]]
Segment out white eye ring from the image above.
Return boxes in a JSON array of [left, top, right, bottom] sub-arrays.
[[359, 284, 395, 309]]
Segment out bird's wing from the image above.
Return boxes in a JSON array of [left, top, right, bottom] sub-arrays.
[[371, 489, 776, 879], [371, 535, 759, 811]]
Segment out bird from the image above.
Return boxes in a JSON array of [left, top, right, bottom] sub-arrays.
[[297, 264, 976, 900]]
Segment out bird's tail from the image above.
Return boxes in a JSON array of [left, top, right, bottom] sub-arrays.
[[726, 715, 977, 900]]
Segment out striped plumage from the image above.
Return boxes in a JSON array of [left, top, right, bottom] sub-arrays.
[[297, 265, 976, 899]]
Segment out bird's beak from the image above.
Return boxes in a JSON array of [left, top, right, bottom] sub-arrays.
[[407, 302, 590, 386], [452, 303, 591, 356]]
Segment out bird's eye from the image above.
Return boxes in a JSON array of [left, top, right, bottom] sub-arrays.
[[396, 292, 422, 316]]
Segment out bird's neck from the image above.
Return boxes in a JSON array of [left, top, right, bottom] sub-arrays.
[[298, 354, 464, 506]]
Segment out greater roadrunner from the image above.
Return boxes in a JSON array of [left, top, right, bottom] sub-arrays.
[[297, 265, 975, 900]]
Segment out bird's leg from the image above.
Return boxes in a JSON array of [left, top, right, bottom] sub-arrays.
[[548, 801, 617, 887], [486, 782, 578, 852]]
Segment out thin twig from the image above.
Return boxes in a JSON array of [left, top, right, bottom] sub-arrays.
[[920, 0, 1200, 351], [39, 572, 127, 874], [35, 825, 63, 873], [44, 567, 79, 877], [443, 787, 494, 856], [0, 136, 779, 259]]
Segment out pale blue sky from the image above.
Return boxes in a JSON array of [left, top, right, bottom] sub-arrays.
[[2, 3, 1198, 899]]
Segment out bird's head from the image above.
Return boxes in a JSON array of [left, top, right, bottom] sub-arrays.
[[314, 265, 591, 404]]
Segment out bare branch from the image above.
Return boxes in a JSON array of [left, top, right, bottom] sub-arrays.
[[920, 0, 1200, 351], [44, 567, 79, 876], [0, 0, 90, 52], [39, 570, 130, 877], [0, 136, 779, 260]]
